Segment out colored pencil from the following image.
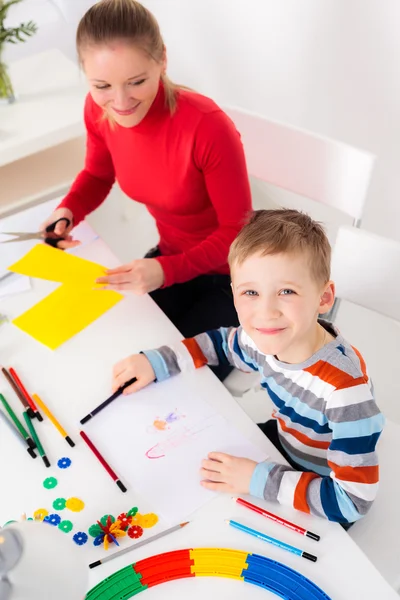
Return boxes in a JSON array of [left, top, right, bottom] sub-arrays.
[[226, 519, 317, 562], [0, 407, 36, 458], [79, 430, 127, 492], [80, 377, 137, 425], [89, 521, 190, 569], [23, 411, 50, 467], [0, 392, 36, 450], [1, 366, 35, 419], [234, 497, 320, 542], [9, 368, 42, 421], [32, 393, 75, 447]]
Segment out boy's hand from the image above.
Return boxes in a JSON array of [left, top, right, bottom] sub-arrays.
[[200, 452, 257, 495], [112, 354, 156, 394]]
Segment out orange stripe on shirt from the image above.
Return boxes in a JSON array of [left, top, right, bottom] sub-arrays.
[[328, 462, 379, 484], [305, 361, 368, 389], [277, 417, 330, 450], [182, 339, 208, 369], [294, 472, 320, 513]]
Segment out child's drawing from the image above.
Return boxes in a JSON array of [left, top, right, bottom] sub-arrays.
[[145, 418, 213, 459], [146, 409, 185, 434]]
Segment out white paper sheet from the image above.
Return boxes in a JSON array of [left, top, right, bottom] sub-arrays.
[[85, 375, 268, 523], [0, 197, 99, 279], [0, 274, 31, 300]]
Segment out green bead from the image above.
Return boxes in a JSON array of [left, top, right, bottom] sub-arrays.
[[52, 498, 66, 511], [58, 520, 73, 534], [43, 477, 58, 490]]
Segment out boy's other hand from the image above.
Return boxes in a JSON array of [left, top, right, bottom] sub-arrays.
[[200, 452, 257, 495], [112, 353, 156, 395]]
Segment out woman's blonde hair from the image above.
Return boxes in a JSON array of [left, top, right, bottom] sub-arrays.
[[229, 209, 332, 285], [76, 0, 179, 113]]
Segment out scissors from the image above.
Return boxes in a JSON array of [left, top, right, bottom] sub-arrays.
[[0, 218, 71, 249]]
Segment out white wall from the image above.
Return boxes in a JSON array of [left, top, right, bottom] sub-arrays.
[[5, 0, 400, 241]]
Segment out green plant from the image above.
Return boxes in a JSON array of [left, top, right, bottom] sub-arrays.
[[0, 0, 37, 100]]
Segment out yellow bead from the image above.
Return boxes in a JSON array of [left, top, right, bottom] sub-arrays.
[[66, 497, 85, 512]]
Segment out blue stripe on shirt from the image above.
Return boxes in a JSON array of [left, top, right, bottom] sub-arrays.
[[205, 330, 230, 366], [233, 334, 258, 371], [333, 481, 362, 522], [330, 431, 381, 455], [331, 414, 385, 439], [320, 478, 347, 522], [250, 461, 276, 498], [262, 378, 330, 433], [143, 349, 169, 382]]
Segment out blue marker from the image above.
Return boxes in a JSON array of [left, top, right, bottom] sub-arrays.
[[226, 519, 317, 562]]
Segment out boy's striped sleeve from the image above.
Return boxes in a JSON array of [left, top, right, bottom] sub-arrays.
[[250, 381, 384, 523], [142, 327, 257, 381]]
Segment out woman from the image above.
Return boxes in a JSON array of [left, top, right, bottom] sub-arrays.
[[42, 0, 252, 379]]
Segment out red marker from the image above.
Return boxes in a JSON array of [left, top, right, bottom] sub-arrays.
[[234, 497, 320, 541], [9, 368, 43, 421], [79, 430, 127, 493]]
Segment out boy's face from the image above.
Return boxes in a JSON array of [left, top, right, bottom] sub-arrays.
[[231, 251, 335, 363]]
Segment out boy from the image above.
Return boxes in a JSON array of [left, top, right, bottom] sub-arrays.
[[112, 209, 384, 524]]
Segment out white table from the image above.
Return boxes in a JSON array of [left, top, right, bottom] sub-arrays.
[[0, 49, 87, 215], [0, 217, 398, 600]]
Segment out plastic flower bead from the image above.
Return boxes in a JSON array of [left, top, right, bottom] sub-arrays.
[[44, 514, 61, 526], [43, 477, 58, 490], [57, 457, 72, 469], [33, 508, 48, 521], [117, 512, 132, 531], [139, 513, 159, 528], [73, 532, 88, 546], [65, 497, 85, 512], [58, 520, 73, 534], [52, 498, 66, 511], [127, 525, 143, 539], [126, 507, 138, 518], [88, 516, 126, 550], [93, 534, 104, 547]]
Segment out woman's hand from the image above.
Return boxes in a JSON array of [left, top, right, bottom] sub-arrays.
[[40, 208, 80, 250], [112, 353, 156, 394], [96, 258, 165, 294], [200, 452, 257, 495]]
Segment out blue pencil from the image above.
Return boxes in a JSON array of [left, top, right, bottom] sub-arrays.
[[226, 519, 317, 562]]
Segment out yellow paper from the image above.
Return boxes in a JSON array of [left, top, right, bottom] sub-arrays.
[[12, 284, 122, 350], [8, 243, 107, 285]]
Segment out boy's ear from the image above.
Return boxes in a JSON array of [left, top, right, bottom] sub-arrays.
[[319, 281, 335, 314]]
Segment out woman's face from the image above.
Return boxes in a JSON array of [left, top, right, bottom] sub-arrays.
[[82, 41, 165, 128]]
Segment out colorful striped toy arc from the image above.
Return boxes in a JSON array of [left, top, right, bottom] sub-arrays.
[[85, 547, 331, 600]]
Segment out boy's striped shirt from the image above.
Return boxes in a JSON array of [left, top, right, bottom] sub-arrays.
[[143, 322, 384, 523]]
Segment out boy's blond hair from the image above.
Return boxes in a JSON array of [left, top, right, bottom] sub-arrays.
[[228, 209, 331, 285]]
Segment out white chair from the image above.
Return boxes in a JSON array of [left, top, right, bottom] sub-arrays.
[[222, 107, 376, 398], [330, 225, 400, 591]]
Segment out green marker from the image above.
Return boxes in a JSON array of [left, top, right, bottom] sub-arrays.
[[23, 411, 50, 468], [0, 393, 36, 450]]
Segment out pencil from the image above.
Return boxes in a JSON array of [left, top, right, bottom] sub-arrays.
[[89, 521, 190, 569], [32, 393, 75, 447], [226, 519, 317, 562], [23, 411, 50, 468], [0, 407, 36, 458], [1, 366, 35, 419], [79, 430, 127, 492], [234, 497, 320, 541], [80, 377, 137, 425], [9, 368, 43, 421], [0, 392, 36, 450]]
